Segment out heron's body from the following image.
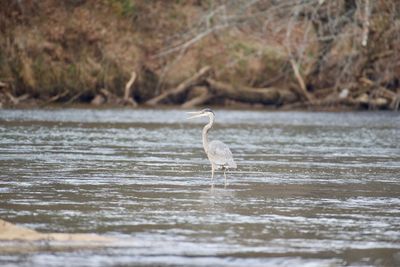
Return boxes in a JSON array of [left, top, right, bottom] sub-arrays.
[[188, 108, 236, 187], [207, 140, 237, 170]]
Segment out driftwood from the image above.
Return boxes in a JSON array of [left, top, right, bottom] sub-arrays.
[[289, 59, 314, 102], [309, 96, 358, 108], [359, 77, 399, 110], [65, 91, 85, 105], [41, 90, 69, 107], [356, 94, 388, 110], [122, 71, 138, 106], [181, 86, 214, 108], [18, 94, 30, 102], [4, 92, 30, 105], [206, 78, 298, 105], [374, 87, 397, 100], [275, 86, 397, 110], [146, 66, 211, 106], [50, 90, 69, 102], [359, 77, 396, 98], [281, 91, 358, 110]]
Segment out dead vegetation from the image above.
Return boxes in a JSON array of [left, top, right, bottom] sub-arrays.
[[0, 0, 399, 110]]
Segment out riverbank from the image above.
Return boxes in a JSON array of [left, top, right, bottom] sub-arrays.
[[1, 1, 399, 110], [0, 99, 374, 112]]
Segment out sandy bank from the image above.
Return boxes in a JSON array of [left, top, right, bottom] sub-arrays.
[[0, 219, 119, 253]]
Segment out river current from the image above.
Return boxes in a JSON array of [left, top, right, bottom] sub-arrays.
[[0, 109, 399, 266]]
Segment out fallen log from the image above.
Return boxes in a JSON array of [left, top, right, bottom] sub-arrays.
[[206, 78, 298, 105], [311, 96, 358, 107], [4, 92, 18, 105], [282, 95, 358, 110], [41, 90, 69, 107], [146, 66, 211, 106], [358, 97, 388, 110], [369, 97, 388, 109], [65, 91, 85, 105], [16, 94, 30, 102], [375, 87, 397, 100], [181, 86, 214, 108], [4, 92, 30, 105], [360, 77, 399, 110], [360, 77, 397, 98], [355, 93, 369, 105]]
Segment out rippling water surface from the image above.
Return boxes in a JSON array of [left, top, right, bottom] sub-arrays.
[[0, 109, 399, 267]]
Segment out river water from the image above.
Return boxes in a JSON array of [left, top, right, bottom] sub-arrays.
[[0, 109, 399, 267]]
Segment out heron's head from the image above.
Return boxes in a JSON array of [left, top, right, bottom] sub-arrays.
[[187, 108, 214, 120]]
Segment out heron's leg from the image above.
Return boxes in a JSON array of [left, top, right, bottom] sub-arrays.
[[224, 169, 227, 188], [210, 165, 215, 190]]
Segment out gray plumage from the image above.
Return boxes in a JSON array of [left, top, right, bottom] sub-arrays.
[[187, 108, 237, 187], [207, 140, 237, 169]]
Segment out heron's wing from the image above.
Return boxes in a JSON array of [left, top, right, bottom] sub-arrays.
[[207, 140, 236, 168]]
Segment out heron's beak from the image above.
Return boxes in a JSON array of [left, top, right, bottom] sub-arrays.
[[186, 111, 206, 120]]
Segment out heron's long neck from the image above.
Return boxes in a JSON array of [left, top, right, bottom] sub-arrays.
[[202, 114, 214, 153]]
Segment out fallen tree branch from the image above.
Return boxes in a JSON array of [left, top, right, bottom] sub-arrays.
[[65, 91, 85, 105], [17, 94, 30, 102], [123, 71, 138, 106], [181, 86, 214, 108], [374, 87, 397, 99], [5, 92, 19, 105], [5, 91, 30, 105], [40, 90, 69, 107], [301, 96, 358, 109], [361, 0, 371, 47], [359, 77, 397, 98], [289, 59, 314, 103], [359, 77, 398, 110], [206, 78, 297, 105], [146, 66, 211, 106]]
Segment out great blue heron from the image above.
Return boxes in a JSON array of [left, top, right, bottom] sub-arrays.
[[187, 108, 237, 187]]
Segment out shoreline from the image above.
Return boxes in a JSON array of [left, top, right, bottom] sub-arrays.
[[0, 219, 120, 253], [0, 98, 390, 112]]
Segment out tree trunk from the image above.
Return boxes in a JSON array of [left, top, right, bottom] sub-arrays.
[[206, 79, 298, 105], [146, 66, 211, 106]]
